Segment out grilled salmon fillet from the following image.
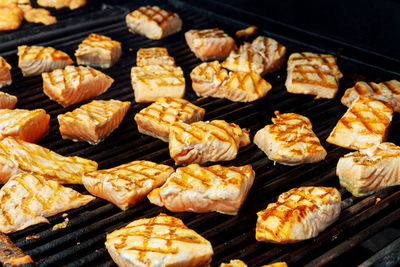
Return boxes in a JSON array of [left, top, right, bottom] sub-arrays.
[[131, 64, 185, 103], [148, 164, 255, 215], [190, 60, 229, 98], [256, 187, 341, 243], [0, 92, 17, 109], [0, 56, 12, 89], [327, 96, 393, 150], [235, 25, 258, 40], [191, 60, 272, 102], [135, 97, 205, 142], [220, 259, 247, 267], [222, 43, 265, 74], [24, 8, 57, 25], [251, 36, 286, 74], [0, 108, 49, 143], [37, 0, 86, 10], [185, 28, 236, 61], [0, 137, 97, 184], [0, 5, 23, 31], [169, 120, 250, 165], [136, 47, 175, 67], [0, 233, 33, 265], [254, 111, 327, 165], [58, 99, 130, 145], [18, 45, 73, 76], [0, 172, 95, 233], [285, 52, 342, 99], [75, 33, 122, 69], [341, 80, 400, 113], [105, 213, 213, 267], [126, 5, 182, 40], [337, 142, 400, 197], [262, 263, 288, 267], [42, 65, 114, 107], [0, 0, 31, 12], [83, 160, 174, 210]]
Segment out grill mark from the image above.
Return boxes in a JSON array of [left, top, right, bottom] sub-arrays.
[[13, 176, 51, 210], [180, 167, 212, 187], [172, 122, 203, 141], [0, 190, 14, 225], [135, 6, 176, 26], [195, 122, 231, 143], [382, 81, 400, 95], [203, 166, 241, 186]]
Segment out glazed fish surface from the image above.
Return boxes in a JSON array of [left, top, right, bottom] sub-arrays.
[[83, 160, 174, 210], [337, 142, 400, 197], [75, 33, 122, 69], [18, 45, 73, 76], [136, 47, 175, 66], [105, 213, 213, 267], [254, 111, 326, 165], [0, 172, 95, 233], [131, 64, 185, 103], [37, 0, 86, 10], [256, 187, 341, 243], [0, 108, 49, 143], [134, 97, 205, 142], [222, 43, 265, 74], [0, 137, 97, 184], [341, 80, 400, 113], [0, 6, 23, 31], [58, 99, 130, 145], [220, 259, 247, 267], [327, 96, 393, 150], [169, 120, 250, 165], [42, 65, 114, 107], [0, 92, 17, 109], [0, 56, 12, 88], [285, 52, 342, 99], [191, 61, 271, 102], [148, 164, 255, 215], [185, 28, 236, 61], [126, 5, 182, 40], [24, 8, 57, 25]]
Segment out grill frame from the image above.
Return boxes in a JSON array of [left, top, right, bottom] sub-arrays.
[[0, 0, 399, 266]]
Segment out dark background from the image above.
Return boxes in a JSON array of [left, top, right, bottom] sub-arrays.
[[178, 0, 400, 61]]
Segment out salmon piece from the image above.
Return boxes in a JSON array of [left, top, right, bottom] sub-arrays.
[[83, 160, 174, 210], [42, 65, 114, 107], [0, 92, 17, 109], [285, 52, 342, 99], [220, 259, 247, 267], [75, 33, 121, 69], [134, 97, 205, 142], [0, 56, 12, 89], [235, 25, 258, 40], [220, 70, 272, 102], [136, 47, 175, 67], [58, 99, 130, 145], [105, 213, 213, 267], [17, 45, 73, 76], [262, 263, 288, 267], [169, 120, 250, 165], [256, 187, 341, 243], [0, 172, 95, 233], [0, 0, 31, 13], [37, 0, 86, 10], [251, 36, 286, 74], [126, 5, 182, 40], [222, 43, 265, 74], [191, 60, 271, 102], [0, 233, 33, 265], [0, 137, 97, 184], [0, 109, 49, 143], [254, 111, 327, 165], [190, 60, 229, 98], [337, 142, 400, 197], [185, 28, 236, 61], [0, 5, 23, 31], [341, 80, 400, 113], [131, 65, 185, 103], [24, 8, 57, 25], [327, 96, 393, 150], [148, 164, 255, 215]]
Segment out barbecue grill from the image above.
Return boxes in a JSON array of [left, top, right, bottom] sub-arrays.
[[0, 0, 399, 266]]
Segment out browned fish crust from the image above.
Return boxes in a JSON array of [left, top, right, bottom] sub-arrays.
[[0, 233, 33, 266]]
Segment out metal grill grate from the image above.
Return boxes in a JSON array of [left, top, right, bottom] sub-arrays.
[[0, 0, 399, 266]]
